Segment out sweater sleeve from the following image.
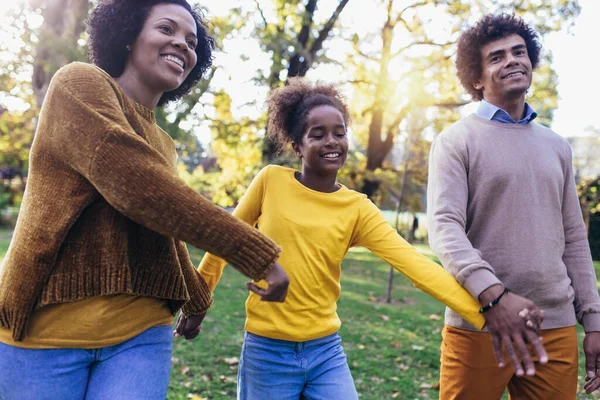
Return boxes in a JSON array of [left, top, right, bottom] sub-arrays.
[[48, 64, 280, 283], [560, 143, 600, 332], [174, 241, 213, 316], [198, 167, 268, 293], [427, 135, 502, 299], [352, 197, 485, 330]]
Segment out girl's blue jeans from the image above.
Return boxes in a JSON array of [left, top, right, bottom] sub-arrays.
[[0, 325, 172, 400], [238, 331, 359, 400]]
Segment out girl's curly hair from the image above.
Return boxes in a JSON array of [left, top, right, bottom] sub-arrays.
[[456, 14, 541, 101], [266, 78, 350, 151], [87, 0, 214, 107]]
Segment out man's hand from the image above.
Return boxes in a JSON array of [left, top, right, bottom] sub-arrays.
[[174, 312, 206, 340], [480, 284, 548, 376], [584, 332, 600, 393], [247, 261, 289, 302]]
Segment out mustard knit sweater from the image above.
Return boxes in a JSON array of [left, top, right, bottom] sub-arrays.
[[0, 62, 281, 341]]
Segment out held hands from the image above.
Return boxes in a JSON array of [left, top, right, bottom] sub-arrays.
[[584, 332, 600, 394], [247, 261, 289, 302], [480, 285, 548, 376], [174, 311, 206, 340]]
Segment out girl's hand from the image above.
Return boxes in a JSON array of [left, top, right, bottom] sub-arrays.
[[174, 312, 206, 340], [247, 262, 289, 302]]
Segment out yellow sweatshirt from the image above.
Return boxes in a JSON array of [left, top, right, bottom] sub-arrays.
[[199, 165, 485, 341]]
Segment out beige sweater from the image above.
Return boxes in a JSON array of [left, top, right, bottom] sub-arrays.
[[0, 62, 281, 341], [427, 114, 600, 332]]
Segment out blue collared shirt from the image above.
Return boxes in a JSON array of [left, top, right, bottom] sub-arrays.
[[475, 100, 537, 124]]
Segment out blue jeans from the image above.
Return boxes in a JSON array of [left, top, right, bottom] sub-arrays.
[[0, 325, 172, 400], [238, 331, 358, 400]]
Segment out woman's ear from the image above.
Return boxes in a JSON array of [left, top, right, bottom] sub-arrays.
[[292, 142, 302, 158]]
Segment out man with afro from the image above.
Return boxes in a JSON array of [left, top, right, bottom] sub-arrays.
[[427, 13, 600, 399]]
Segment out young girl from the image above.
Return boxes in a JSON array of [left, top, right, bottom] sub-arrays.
[[0, 1, 288, 399], [199, 79, 487, 399]]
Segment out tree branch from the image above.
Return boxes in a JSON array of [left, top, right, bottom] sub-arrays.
[[435, 100, 471, 108], [391, 39, 454, 59], [395, 0, 429, 24], [307, 0, 350, 60], [253, 0, 268, 28]]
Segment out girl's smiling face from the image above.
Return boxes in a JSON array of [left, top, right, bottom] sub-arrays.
[[293, 105, 349, 176]]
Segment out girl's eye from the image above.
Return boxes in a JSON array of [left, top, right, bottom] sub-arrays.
[[336, 132, 346, 137]]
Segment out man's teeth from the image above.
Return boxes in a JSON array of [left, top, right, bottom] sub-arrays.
[[322, 153, 340, 158], [162, 54, 184, 68], [504, 72, 524, 79]]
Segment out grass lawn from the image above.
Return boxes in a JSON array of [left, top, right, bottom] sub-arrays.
[[0, 229, 599, 399]]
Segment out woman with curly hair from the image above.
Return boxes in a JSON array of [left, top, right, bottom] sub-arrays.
[[199, 78, 487, 399], [0, 1, 288, 398]]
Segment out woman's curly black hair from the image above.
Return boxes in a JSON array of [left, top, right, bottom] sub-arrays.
[[456, 14, 541, 101], [87, 0, 214, 106], [266, 78, 350, 152]]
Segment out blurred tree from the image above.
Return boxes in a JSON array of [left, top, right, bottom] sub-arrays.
[[346, 0, 580, 198], [247, 0, 351, 160], [29, 0, 90, 108]]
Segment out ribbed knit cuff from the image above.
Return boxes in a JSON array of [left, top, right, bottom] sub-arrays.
[[582, 312, 600, 333], [463, 269, 503, 300], [181, 275, 214, 317], [227, 230, 282, 282], [0, 304, 31, 342]]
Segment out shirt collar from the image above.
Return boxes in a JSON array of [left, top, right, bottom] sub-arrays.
[[476, 100, 538, 124]]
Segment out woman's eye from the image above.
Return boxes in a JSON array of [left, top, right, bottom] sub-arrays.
[[187, 40, 197, 49], [159, 25, 173, 34]]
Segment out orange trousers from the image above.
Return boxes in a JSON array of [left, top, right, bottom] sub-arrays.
[[439, 325, 578, 400]]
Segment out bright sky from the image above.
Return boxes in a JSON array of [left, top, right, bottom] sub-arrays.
[[0, 0, 598, 139]]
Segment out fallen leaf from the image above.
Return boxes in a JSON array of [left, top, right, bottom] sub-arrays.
[[187, 394, 206, 400], [390, 341, 402, 348], [224, 357, 239, 365], [378, 314, 390, 321], [420, 382, 433, 389], [180, 366, 191, 376], [428, 314, 441, 321], [389, 376, 399, 381], [182, 381, 192, 388], [411, 345, 424, 351], [358, 344, 366, 350]]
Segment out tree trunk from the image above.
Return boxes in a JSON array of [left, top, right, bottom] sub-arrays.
[[361, 1, 395, 198], [385, 141, 411, 303], [31, 0, 89, 109]]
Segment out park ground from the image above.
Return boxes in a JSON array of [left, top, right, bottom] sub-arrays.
[[0, 229, 598, 399]]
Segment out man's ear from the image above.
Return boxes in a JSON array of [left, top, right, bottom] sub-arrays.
[[292, 142, 302, 158]]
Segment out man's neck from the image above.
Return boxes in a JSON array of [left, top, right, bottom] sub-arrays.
[[484, 96, 526, 123]]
